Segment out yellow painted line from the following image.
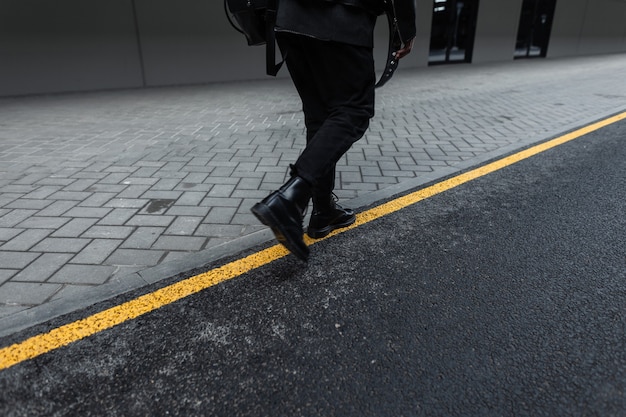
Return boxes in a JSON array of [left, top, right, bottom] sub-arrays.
[[1, 111, 625, 372]]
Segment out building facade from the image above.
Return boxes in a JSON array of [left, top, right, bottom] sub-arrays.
[[1, 0, 625, 97]]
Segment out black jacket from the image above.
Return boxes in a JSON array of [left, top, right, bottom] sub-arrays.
[[330, 0, 416, 41], [276, 0, 416, 48]]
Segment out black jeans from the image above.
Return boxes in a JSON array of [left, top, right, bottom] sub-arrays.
[[277, 32, 376, 196]]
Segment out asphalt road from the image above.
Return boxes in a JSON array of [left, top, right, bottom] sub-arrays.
[[1, 119, 625, 416]]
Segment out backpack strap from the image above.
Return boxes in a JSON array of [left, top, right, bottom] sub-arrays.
[[375, 0, 403, 88], [265, 0, 284, 76]]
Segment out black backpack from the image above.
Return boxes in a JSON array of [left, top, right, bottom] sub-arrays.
[[224, 0, 283, 76]]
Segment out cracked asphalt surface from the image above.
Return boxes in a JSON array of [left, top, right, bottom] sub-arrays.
[[0, 119, 625, 416]]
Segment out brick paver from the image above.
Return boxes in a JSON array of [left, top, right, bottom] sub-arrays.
[[1, 54, 625, 336]]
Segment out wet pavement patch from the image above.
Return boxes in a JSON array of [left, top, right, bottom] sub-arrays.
[[142, 199, 176, 214]]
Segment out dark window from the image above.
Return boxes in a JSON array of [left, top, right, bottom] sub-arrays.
[[515, 0, 557, 58], [429, 0, 480, 65]]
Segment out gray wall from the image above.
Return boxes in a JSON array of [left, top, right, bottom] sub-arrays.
[[1, 0, 625, 97], [550, 0, 626, 57], [135, 0, 270, 86], [0, 0, 143, 96]]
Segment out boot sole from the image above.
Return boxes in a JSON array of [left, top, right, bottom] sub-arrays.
[[306, 215, 356, 239], [251, 202, 309, 261]]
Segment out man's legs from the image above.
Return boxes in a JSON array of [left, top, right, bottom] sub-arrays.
[[282, 35, 375, 187], [252, 33, 375, 259], [283, 34, 374, 238]]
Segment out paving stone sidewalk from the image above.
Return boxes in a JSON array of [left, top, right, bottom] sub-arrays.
[[1, 53, 626, 337]]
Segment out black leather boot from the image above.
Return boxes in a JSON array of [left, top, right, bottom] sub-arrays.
[[306, 194, 356, 239], [251, 176, 311, 261]]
